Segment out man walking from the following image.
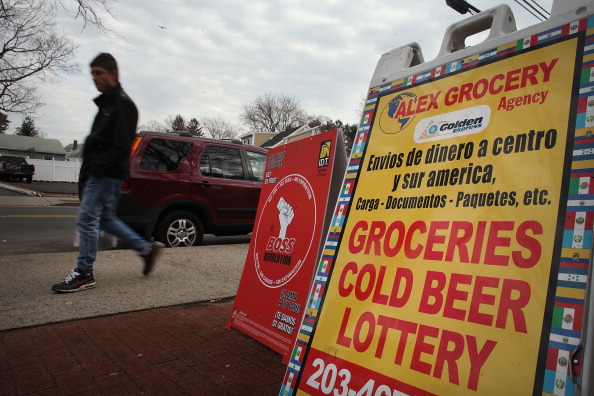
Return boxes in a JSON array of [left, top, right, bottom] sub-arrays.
[[52, 53, 163, 293]]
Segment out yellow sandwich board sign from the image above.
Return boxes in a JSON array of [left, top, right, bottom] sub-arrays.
[[281, 1, 594, 395]]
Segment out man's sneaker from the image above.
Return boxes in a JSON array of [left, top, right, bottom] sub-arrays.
[[142, 242, 164, 275], [52, 268, 96, 293]]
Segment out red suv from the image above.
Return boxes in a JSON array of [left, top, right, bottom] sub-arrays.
[[117, 131, 267, 247]]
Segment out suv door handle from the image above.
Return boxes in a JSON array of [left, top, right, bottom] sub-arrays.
[[195, 181, 211, 187]]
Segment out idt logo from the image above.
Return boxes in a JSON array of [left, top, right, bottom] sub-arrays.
[[379, 92, 417, 134], [318, 140, 332, 167]]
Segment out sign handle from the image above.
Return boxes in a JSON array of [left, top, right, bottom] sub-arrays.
[[437, 4, 517, 56]]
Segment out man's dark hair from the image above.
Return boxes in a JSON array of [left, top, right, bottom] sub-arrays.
[[90, 53, 118, 71]]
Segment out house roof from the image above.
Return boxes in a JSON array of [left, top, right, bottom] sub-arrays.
[[0, 134, 66, 155], [238, 131, 275, 139], [260, 125, 303, 148], [65, 144, 84, 159]]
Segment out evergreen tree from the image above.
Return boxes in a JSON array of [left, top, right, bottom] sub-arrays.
[[0, 112, 9, 134], [186, 118, 203, 136], [14, 116, 40, 137], [318, 119, 358, 154], [342, 124, 358, 154], [170, 114, 186, 132]]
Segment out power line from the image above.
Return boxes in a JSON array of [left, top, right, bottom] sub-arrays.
[[514, 0, 543, 21], [514, 0, 550, 22], [526, 0, 551, 16], [522, 0, 550, 19]]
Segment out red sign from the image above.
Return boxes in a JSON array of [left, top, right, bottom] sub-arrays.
[[228, 129, 346, 362], [254, 174, 318, 288]]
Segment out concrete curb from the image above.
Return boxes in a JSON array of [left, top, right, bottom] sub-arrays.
[[0, 181, 42, 196]]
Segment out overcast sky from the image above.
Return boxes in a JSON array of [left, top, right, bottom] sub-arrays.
[[9, 0, 554, 147]]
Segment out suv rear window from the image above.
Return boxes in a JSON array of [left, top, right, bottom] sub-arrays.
[[200, 146, 244, 179], [1, 156, 26, 164], [246, 150, 266, 181], [141, 138, 193, 171]]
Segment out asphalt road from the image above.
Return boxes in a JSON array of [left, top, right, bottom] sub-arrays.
[[0, 182, 252, 255], [0, 205, 80, 255]]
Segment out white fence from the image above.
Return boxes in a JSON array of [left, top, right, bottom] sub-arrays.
[[29, 159, 81, 182]]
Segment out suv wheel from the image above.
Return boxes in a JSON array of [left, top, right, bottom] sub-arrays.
[[156, 210, 204, 247]]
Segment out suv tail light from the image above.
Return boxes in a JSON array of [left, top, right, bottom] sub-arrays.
[[130, 136, 143, 160], [122, 137, 143, 192]]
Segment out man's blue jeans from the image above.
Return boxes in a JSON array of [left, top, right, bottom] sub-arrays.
[[77, 175, 150, 272]]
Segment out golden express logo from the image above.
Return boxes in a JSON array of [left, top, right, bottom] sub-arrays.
[[414, 105, 490, 143], [378, 92, 418, 134], [318, 139, 332, 167]]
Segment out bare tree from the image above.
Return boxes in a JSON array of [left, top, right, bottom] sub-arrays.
[[1, 0, 78, 114], [138, 119, 167, 132], [1, 0, 117, 115], [240, 93, 309, 133], [202, 117, 238, 140], [53, 0, 116, 33], [307, 114, 332, 128]]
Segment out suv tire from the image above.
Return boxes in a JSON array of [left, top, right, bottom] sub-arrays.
[[156, 210, 204, 247]]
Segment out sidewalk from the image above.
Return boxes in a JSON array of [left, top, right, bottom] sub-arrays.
[[0, 183, 286, 395], [0, 301, 285, 395]]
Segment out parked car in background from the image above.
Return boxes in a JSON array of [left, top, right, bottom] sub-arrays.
[[117, 131, 268, 247], [0, 156, 35, 183]]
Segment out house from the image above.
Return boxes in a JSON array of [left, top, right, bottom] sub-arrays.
[[238, 131, 277, 146], [239, 125, 321, 149], [0, 134, 67, 160], [64, 140, 84, 161]]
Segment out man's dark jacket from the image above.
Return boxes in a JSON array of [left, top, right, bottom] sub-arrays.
[[79, 84, 138, 188]]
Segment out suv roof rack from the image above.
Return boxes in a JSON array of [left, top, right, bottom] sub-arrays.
[[137, 131, 256, 147], [220, 138, 243, 144]]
